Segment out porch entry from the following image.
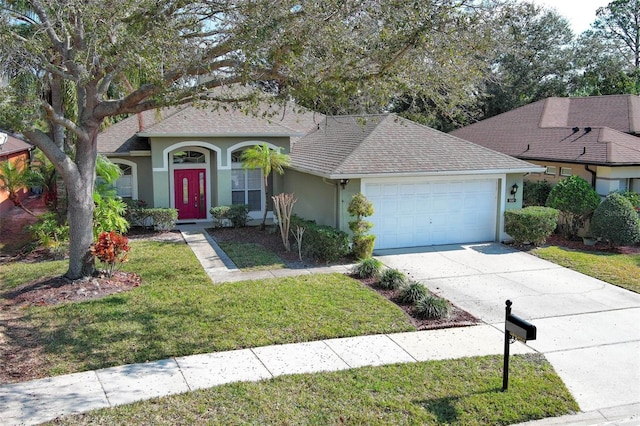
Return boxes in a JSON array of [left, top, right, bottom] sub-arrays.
[[174, 169, 207, 220]]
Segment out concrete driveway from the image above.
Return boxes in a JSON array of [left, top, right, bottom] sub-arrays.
[[375, 243, 640, 415]]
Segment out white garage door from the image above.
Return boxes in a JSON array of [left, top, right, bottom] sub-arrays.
[[363, 178, 498, 249]]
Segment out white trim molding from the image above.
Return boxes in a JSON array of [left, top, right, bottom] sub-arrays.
[[110, 158, 138, 200], [153, 141, 222, 172]]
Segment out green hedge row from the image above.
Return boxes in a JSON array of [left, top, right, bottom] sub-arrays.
[[291, 215, 350, 262]]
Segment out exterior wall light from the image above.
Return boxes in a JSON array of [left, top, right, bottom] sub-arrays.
[[339, 179, 350, 189], [510, 183, 519, 195]]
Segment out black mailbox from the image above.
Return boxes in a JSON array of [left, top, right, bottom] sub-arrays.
[[506, 314, 536, 342]]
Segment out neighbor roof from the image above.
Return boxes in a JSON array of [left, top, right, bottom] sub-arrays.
[[0, 131, 33, 157], [450, 95, 640, 166], [290, 114, 541, 178]]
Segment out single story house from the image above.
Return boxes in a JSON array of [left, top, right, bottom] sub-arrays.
[[0, 131, 35, 215], [451, 94, 640, 197], [98, 105, 542, 250]]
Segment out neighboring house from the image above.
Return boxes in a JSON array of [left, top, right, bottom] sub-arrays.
[[451, 94, 640, 197], [98, 106, 542, 250], [0, 131, 35, 216]]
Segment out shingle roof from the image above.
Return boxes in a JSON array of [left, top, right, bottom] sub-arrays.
[[97, 103, 323, 154], [290, 114, 540, 177], [0, 131, 34, 156], [138, 103, 319, 137], [450, 95, 640, 166]]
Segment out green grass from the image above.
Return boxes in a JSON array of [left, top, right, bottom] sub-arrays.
[[48, 354, 578, 425], [533, 246, 640, 293], [0, 239, 414, 377], [217, 240, 285, 270]]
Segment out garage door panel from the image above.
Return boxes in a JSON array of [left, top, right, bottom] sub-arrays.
[[365, 178, 498, 250]]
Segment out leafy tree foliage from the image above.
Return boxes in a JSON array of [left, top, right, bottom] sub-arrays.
[[0, 0, 500, 279], [479, 1, 574, 118]]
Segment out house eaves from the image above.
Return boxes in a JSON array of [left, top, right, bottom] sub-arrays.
[[138, 131, 303, 138]]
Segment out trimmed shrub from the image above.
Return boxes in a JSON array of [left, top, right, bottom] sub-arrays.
[[546, 175, 600, 239], [589, 192, 640, 247], [352, 257, 383, 278], [398, 281, 428, 304], [414, 295, 451, 320], [504, 206, 559, 246], [523, 180, 552, 207], [347, 193, 376, 259], [228, 204, 250, 228], [28, 212, 69, 258], [210, 206, 231, 228], [146, 208, 179, 231], [378, 268, 406, 290], [353, 234, 376, 259], [290, 215, 350, 262]]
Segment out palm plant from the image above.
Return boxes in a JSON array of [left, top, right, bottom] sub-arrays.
[[0, 158, 37, 215], [241, 143, 290, 229]]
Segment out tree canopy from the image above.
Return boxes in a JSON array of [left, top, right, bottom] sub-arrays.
[[0, 0, 501, 278]]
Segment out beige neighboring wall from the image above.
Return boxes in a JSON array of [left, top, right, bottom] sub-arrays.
[[524, 160, 595, 185]]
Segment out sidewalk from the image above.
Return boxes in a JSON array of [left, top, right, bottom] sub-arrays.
[[1, 225, 637, 425]]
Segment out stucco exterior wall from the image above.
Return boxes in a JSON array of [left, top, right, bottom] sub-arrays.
[[148, 136, 290, 217], [283, 169, 338, 227]]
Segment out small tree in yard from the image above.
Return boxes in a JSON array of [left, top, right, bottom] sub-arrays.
[[272, 193, 296, 251], [241, 144, 290, 230], [590, 192, 640, 247], [546, 175, 601, 239], [0, 158, 38, 215], [348, 193, 376, 259]]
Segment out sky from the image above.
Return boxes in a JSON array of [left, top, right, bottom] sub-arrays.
[[533, 0, 611, 34]]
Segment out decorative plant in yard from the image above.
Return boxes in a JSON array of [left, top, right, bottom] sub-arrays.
[[589, 192, 640, 247], [272, 193, 296, 251], [348, 193, 376, 259], [0, 158, 39, 216], [546, 175, 601, 239], [504, 206, 559, 246], [90, 231, 131, 277], [241, 144, 290, 230], [292, 225, 305, 261]]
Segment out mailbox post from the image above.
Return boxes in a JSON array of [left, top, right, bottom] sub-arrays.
[[502, 300, 537, 391]]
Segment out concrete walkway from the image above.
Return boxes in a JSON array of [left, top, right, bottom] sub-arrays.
[[1, 225, 638, 425]]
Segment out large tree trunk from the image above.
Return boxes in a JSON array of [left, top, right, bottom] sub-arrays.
[[64, 126, 99, 280]]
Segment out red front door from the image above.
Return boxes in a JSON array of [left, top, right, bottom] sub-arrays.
[[174, 169, 207, 220]]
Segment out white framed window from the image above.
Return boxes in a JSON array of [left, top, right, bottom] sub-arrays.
[[560, 167, 572, 177], [114, 164, 133, 198], [231, 149, 263, 212], [545, 166, 557, 176]]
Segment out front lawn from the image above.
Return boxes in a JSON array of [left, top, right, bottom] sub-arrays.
[[0, 239, 414, 382], [533, 246, 640, 293], [48, 354, 578, 425], [217, 240, 285, 270]]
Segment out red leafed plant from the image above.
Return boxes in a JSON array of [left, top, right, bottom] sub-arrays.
[[90, 231, 130, 277]]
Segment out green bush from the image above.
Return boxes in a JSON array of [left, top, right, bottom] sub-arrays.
[[523, 180, 552, 207], [291, 215, 350, 262], [210, 206, 231, 228], [146, 208, 179, 231], [347, 193, 376, 258], [352, 257, 383, 278], [228, 204, 250, 228], [414, 295, 451, 320], [378, 268, 406, 290], [353, 234, 376, 259], [398, 281, 428, 304], [504, 206, 559, 246], [589, 192, 640, 247], [614, 190, 640, 209], [28, 213, 69, 258], [546, 175, 600, 239]]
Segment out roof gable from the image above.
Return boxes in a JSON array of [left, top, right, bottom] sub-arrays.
[[0, 131, 34, 156]]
